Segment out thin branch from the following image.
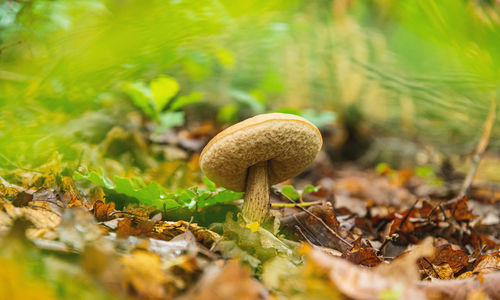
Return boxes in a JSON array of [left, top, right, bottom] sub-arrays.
[[295, 225, 316, 246], [423, 257, 442, 279], [396, 199, 419, 232], [456, 98, 497, 199], [271, 200, 322, 208], [272, 187, 353, 249], [293, 214, 324, 247]]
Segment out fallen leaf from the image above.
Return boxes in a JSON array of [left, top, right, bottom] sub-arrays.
[[154, 220, 221, 248], [121, 251, 169, 299], [341, 238, 381, 267], [473, 253, 500, 274], [93, 201, 115, 222], [1, 200, 60, 239], [446, 196, 477, 222], [418, 272, 500, 300], [280, 205, 352, 252], [56, 208, 105, 251], [303, 240, 431, 299], [13, 191, 33, 207], [418, 244, 469, 274], [116, 217, 155, 237], [178, 260, 268, 300]]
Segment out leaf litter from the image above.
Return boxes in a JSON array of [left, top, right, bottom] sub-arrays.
[[1, 148, 500, 299]]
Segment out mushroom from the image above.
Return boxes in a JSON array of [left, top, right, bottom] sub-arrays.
[[200, 113, 323, 223]]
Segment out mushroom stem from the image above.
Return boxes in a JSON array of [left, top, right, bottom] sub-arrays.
[[242, 161, 270, 223]]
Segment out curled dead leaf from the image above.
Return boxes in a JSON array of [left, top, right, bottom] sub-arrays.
[[93, 201, 116, 222]]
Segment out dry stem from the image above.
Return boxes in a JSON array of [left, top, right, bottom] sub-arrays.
[[456, 99, 497, 199]]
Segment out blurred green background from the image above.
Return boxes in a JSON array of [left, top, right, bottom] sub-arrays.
[[1, 0, 500, 180]]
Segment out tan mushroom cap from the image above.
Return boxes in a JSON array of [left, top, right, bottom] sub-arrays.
[[200, 113, 323, 192]]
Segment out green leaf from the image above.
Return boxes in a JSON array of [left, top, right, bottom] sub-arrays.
[[214, 47, 235, 69], [375, 162, 391, 174], [157, 111, 185, 133], [230, 89, 265, 113], [302, 184, 320, 195], [415, 165, 435, 178], [202, 176, 216, 191], [169, 91, 203, 111], [281, 185, 299, 201], [216, 104, 239, 124], [214, 240, 261, 269], [275, 107, 301, 115], [74, 169, 115, 190], [300, 109, 336, 128], [75, 170, 242, 211], [150, 75, 180, 112], [122, 81, 156, 119], [74, 170, 179, 209], [197, 189, 243, 208]]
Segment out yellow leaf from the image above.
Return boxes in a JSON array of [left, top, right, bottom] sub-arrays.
[[245, 221, 260, 232]]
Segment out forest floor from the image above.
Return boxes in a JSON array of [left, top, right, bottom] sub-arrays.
[[1, 122, 500, 300]]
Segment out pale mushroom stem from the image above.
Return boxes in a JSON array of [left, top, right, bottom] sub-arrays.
[[242, 161, 270, 223]]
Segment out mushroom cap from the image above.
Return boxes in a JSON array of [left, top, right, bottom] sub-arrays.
[[200, 113, 323, 192]]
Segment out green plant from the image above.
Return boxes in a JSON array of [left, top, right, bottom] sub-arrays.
[[280, 184, 320, 202], [276, 107, 337, 128], [74, 170, 243, 210], [122, 75, 203, 133]]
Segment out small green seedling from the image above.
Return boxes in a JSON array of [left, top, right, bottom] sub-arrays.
[[122, 75, 202, 133], [280, 184, 321, 202]]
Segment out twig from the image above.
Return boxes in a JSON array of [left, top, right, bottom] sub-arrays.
[[422, 257, 441, 279], [293, 214, 324, 247], [456, 99, 497, 199], [272, 187, 353, 249], [295, 225, 316, 246], [271, 200, 322, 208], [397, 199, 419, 232], [377, 233, 399, 255]]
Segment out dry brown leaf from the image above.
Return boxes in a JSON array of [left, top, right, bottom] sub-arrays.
[[154, 220, 221, 248], [1, 201, 60, 239], [121, 251, 170, 299], [473, 253, 500, 274], [123, 207, 157, 221], [303, 238, 434, 299], [341, 238, 381, 267], [178, 260, 268, 300], [280, 205, 352, 252], [93, 201, 115, 222], [418, 272, 500, 300], [446, 196, 477, 222], [13, 191, 33, 207], [418, 244, 469, 274], [424, 263, 455, 280], [116, 218, 155, 237]]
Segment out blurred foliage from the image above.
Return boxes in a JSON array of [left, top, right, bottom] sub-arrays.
[[2, 0, 500, 177], [0, 227, 116, 299]]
